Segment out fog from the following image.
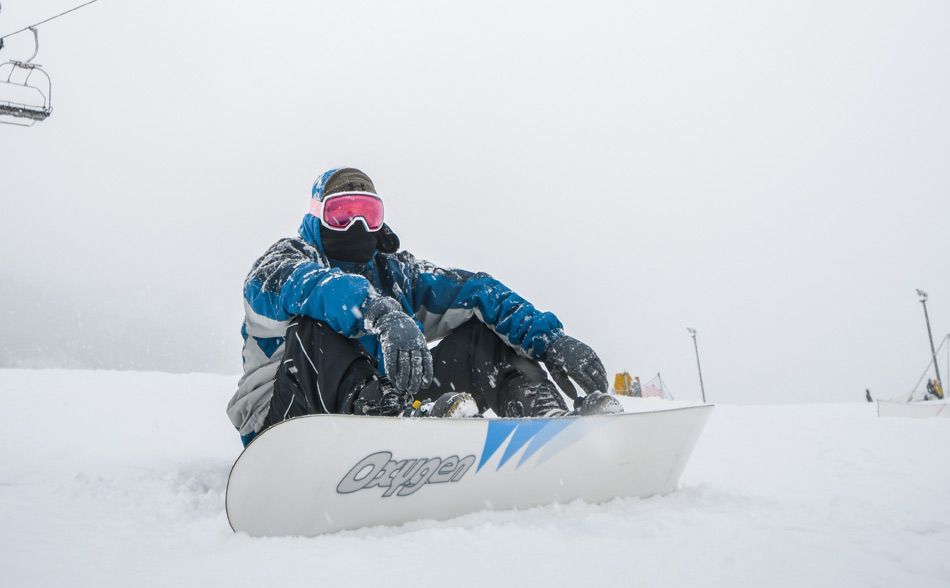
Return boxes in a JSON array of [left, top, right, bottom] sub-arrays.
[[2, 0, 948, 403]]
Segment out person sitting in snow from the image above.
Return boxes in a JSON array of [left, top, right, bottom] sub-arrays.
[[227, 168, 620, 446]]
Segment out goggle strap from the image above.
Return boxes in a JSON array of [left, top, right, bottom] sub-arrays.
[[309, 198, 324, 218]]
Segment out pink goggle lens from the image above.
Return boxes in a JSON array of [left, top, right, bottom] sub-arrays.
[[321, 193, 384, 231]]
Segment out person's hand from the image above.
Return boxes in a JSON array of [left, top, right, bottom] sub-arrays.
[[364, 297, 433, 395], [542, 335, 608, 399]]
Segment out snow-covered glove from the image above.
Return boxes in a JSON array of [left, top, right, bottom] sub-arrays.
[[542, 335, 608, 399], [363, 296, 433, 395]]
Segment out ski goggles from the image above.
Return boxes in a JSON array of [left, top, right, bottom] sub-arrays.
[[310, 191, 385, 231]]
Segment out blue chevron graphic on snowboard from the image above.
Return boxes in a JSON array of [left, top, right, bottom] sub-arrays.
[[477, 418, 578, 472]]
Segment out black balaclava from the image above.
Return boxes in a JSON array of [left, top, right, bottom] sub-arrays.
[[320, 168, 380, 263], [321, 223, 379, 264]]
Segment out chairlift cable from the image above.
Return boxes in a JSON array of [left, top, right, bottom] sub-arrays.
[[0, 0, 100, 42]]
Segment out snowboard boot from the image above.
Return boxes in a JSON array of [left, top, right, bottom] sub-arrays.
[[574, 391, 624, 415], [349, 376, 411, 416], [501, 378, 570, 418], [409, 392, 480, 418]]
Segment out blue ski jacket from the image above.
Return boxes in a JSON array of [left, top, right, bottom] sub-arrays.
[[226, 171, 564, 436]]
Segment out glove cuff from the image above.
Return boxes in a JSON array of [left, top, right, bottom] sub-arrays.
[[541, 333, 570, 360], [363, 296, 403, 332]]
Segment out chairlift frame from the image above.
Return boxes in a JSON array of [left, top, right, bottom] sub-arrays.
[[0, 27, 53, 126]]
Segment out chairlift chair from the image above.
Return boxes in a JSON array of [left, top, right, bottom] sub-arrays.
[[0, 27, 52, 126]]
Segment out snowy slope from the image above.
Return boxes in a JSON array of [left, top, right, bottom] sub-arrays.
[[1, 369, 949, 587]]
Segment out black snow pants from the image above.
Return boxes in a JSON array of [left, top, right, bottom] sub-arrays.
[[260, 316, 552, 431]]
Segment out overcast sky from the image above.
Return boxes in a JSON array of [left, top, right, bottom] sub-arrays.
[[2, 0, 949, 403]]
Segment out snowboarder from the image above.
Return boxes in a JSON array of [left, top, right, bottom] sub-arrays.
[[227, 168, 621, 446]]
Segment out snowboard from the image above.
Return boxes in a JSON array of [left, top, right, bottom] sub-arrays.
[[226, 404, 714, 537]]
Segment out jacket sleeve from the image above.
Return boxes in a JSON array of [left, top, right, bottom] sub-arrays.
[[243, 239, 375, 337], [404, 253, 564, 359]]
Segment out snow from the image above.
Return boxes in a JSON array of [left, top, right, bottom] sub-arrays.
[[2, 369, 949, 587]]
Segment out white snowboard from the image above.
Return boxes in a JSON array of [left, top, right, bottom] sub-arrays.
[[226, 405, 714, 537]]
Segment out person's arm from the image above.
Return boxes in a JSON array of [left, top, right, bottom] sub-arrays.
[[403, 253, 564, 359], [243, 239, 375, 337], [404, 252, 608, 396], [244, 239, 432, 395]]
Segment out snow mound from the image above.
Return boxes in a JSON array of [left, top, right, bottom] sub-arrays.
[[1, 369, 949, 587]]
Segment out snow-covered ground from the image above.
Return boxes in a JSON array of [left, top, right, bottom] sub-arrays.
[[2, 369, 949, 587]]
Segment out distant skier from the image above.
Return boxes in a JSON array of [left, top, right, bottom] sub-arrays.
[[227, 168, 621, 445], [865, 388, 872, 403]]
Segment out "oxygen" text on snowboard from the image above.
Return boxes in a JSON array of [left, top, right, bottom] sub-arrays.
[[336, 451, 477, 497]]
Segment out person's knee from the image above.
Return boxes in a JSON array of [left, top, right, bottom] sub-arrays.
[[288, 315, 338, 338], [287, 316, 367, 359]]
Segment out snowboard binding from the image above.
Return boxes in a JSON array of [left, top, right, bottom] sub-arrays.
[[409, 392, 480, 418], [574, 391, 624, 415]]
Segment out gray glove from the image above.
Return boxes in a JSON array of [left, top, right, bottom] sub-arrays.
[[542, 335, 608, 399], [364, 297, 433, 395]]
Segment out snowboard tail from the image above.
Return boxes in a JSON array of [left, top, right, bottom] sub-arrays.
[[226, 405, 714, 536]]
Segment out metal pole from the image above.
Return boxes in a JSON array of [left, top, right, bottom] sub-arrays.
[[687, 328, 707, 403], [917, 289, 943, 392]]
